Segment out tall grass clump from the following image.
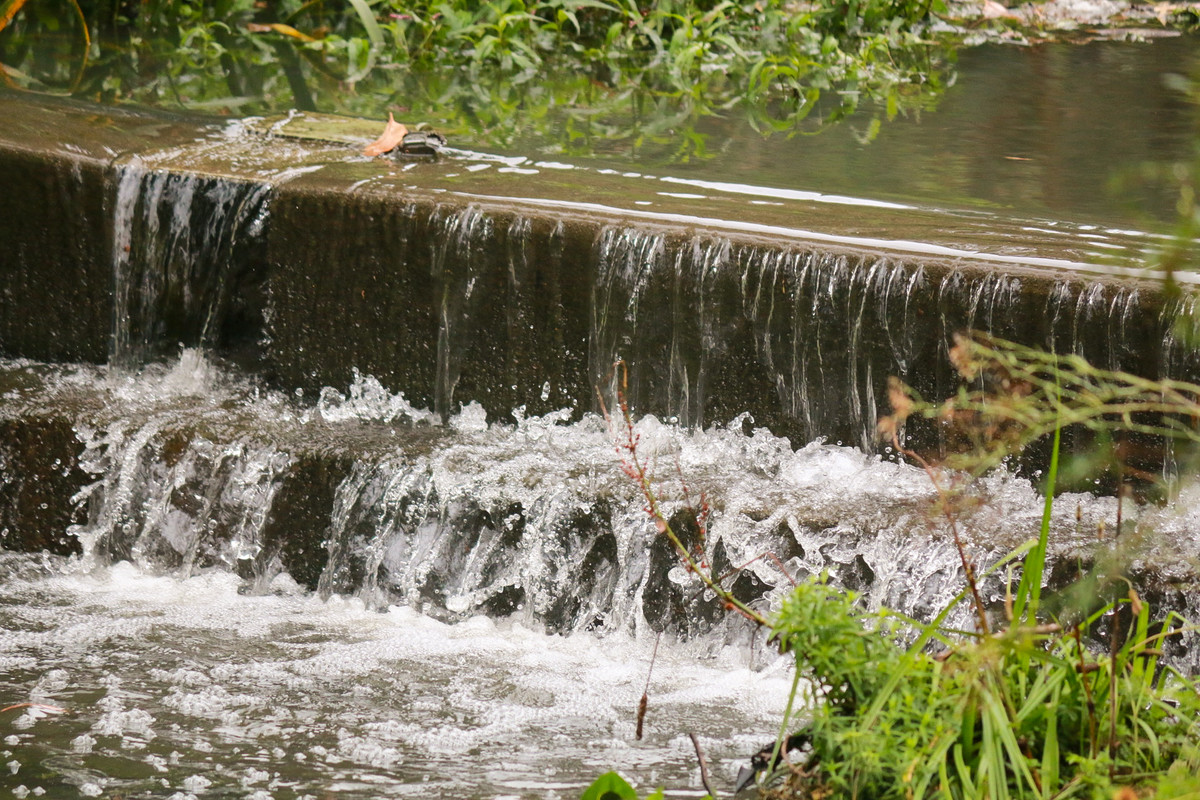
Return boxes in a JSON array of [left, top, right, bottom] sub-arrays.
[[587, 334, 1200, 800], [758, 333, 1200, 799]]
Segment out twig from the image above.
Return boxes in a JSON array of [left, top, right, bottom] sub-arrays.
[[687, 550, 797, 607], [712, 551, 798, 589], [891, 430, 990, 635], [1073, 626, 1099, 758], [598, 361, 769, 628], [689, 732, 717, 798], [0, 702, 69, 715], [636, 632, 661, 740]]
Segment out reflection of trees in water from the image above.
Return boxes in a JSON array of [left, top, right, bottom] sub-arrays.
[[0, 0, 956, 163], [657, 39, 1200, 229]]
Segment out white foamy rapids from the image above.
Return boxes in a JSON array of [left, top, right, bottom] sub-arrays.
[[7, 355, 1200, 796], [22, 357, 1195, 649], [314, 370, 440, 427], [0, 556, 793, 798]]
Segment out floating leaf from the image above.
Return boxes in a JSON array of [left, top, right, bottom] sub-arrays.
[[363, 112, 409, 157]]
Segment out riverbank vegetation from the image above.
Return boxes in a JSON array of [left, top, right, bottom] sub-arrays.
[[591, 333, 1200, 799], [5, 0, 1190, 162], [0, 0, 958, 156], [4, 1, 1197, 162]]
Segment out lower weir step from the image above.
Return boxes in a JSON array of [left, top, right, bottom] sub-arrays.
[[2, 357, 1198, 662]]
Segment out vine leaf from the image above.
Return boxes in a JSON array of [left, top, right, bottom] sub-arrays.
[[364, 112, 409, 156]]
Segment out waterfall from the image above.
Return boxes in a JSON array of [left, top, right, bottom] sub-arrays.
[[2, 355, 1184, 665], [109, 159, 271, 370], [586, 230, 1171, 451], [431, 206, 493, 420], [5, 89, 1200, 800]]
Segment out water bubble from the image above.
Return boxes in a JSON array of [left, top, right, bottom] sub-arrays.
[[667, 566, 693, 586]]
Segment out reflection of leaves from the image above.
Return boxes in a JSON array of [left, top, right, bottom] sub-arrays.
[[0, 0, 956, 163], [0, 0, 30, 34], [363, 112, 408, 156]]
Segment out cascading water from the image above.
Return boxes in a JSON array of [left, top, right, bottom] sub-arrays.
[[588, 231, 1164, 451], [109, 158, 272, 370], [4, 350, 1200, 797], [431, 206, 494, 421]]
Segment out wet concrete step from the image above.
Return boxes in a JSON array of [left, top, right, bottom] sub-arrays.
[[0, 90, 1192, 449], [2, 358, 1198, 653]]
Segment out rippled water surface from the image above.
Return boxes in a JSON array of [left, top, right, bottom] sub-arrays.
[[0, 555, 792, 799]]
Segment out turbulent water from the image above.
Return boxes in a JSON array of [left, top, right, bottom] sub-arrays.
[[3, 354, 1200, 798], [0, 553, 792, 799]]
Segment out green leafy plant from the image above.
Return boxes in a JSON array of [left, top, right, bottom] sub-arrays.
[[747, 335, 1200, 799], [765, 570, 1200, 799], [581, 771, 669, 800]]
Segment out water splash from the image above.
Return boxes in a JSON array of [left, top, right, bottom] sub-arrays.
[[69, 412, 293, 577], [2, 355, 1188, 657]]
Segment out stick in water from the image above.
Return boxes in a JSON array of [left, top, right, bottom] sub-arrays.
[[635, 633, 662, 740], [689, 732, 717, 798]]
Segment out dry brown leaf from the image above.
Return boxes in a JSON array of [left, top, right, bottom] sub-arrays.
[[364, 112, 409, 157], [246, 22, 319, 43]]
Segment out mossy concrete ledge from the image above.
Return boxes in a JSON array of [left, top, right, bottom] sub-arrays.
[[0, 90, 1191, 447]]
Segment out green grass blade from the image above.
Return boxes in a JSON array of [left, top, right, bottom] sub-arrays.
[[984, 688, 1038, 797], [953, 742, 980, 800], [861, 541, 1035, 731], [1041, 684, 1060, 798], [347, 0, 384, 48], [1015, 422, 1060, 623]]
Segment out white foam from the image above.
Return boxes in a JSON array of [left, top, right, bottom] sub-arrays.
[[1, 549, 794, 795], [6, 354, 1200, 796]]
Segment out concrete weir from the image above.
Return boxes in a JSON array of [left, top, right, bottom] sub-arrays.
[[2, 91, 1200, 627], [0, 90, 1191, 446]]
